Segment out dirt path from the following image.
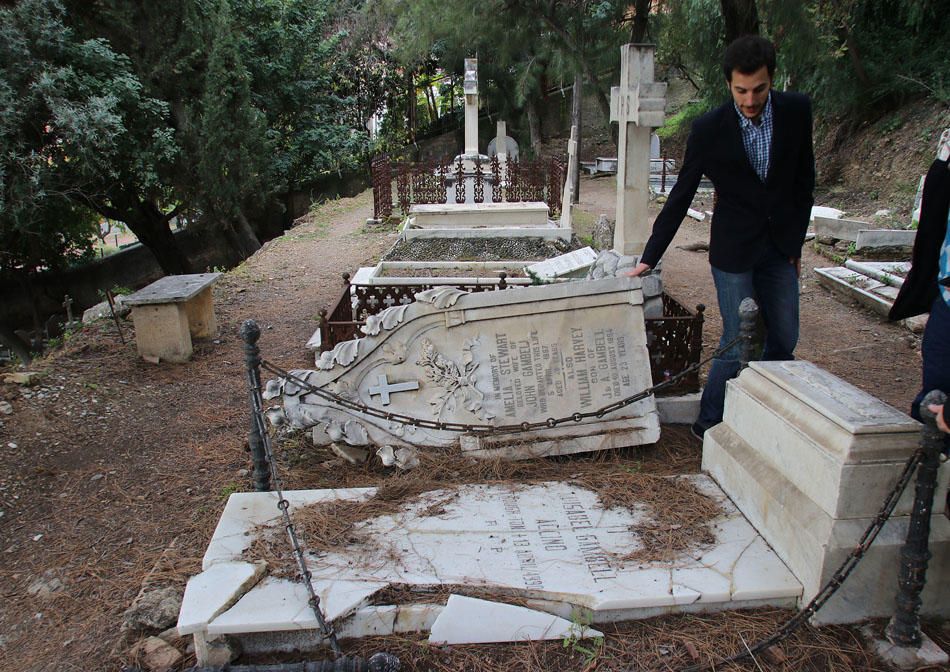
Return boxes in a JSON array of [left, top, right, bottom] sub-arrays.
[[0, 182, 928, 671]]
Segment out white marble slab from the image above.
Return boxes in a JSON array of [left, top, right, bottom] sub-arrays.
[[195, 478, 801, 640], [207, 577, 388, 636], [178, 561, 266, 635], [703, 422, 950, 624], [428, 594, 603, 644], [815, 266, 898, 317], [525, 247, 599, 281], [203, 489, 376, 570], [408, 202, 549, 228], [746, 361, 917, 437], [277, 276, 660, 460]]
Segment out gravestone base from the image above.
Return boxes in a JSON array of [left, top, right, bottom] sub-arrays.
[[178, 477, 801, 662], [702, 361, 950, 625]]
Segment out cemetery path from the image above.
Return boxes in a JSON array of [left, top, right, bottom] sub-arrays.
[[0, 182, 931, 672]]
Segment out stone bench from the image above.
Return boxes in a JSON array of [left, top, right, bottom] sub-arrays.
[[124, 273, 222, 363]]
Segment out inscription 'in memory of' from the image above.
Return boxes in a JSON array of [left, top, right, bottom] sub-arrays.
[[487, 327, 630, 419]]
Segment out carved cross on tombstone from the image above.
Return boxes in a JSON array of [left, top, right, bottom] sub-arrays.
[[368, 374, 419, 406], [610, 44, 667, 256]]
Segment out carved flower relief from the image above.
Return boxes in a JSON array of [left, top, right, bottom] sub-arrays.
[[415, 337, 493, 422]]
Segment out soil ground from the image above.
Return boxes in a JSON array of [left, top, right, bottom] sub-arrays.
[[1, 111, 948, 670]]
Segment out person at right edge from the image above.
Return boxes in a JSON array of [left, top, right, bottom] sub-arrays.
[[889, 129, 950, 440], [627, 35, 815, 440]]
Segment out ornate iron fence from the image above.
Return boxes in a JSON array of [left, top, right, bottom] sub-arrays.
[[370, 155, 566, 219]]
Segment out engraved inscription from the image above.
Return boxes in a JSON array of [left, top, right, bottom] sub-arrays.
[[487, 327, 630, 419], [497, 489, 620, 588]]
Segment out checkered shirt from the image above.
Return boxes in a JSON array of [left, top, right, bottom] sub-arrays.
[[735, 93, 773, 182]]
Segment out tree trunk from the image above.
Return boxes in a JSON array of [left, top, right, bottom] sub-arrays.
[[406, 70, 416, 142], [234, 210, 262, 257], [839, 25, 872, 90], [630, 0, 651, 43], [720, 0, 759, 44], [525, 98, 542, 156], [571, 73, 583, 203], [115, 198, 194, 275]]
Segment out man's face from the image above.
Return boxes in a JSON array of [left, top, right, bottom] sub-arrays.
[[728, 66, 772, 121]]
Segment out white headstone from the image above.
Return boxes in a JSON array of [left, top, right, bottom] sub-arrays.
[[524, 246, 598, 281], [610, 44, 667, 256], [273, 277, 660, 459]]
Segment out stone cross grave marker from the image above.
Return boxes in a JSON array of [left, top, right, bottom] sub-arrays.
[[610, 44, 667, 256], [495, 120, 507, 162], [463, 58, 479, 158], [560, 125, 579, 229]]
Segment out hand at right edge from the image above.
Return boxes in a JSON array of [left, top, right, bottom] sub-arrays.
[[624, 262, 652, 277]]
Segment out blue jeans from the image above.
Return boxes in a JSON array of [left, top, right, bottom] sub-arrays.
[[912, 296, 950, 422], [696, 246, 800, 429]]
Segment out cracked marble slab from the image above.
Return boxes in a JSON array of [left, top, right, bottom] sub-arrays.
[[192, 476, 801, 638]]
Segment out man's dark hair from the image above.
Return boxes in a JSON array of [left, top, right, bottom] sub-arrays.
[[722, 35, 776, 81]]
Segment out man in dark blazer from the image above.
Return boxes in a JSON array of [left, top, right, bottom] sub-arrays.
[[628, 35, 815, 438]]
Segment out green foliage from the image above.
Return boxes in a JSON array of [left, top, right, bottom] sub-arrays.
[[562, 608, 604, 665], [0, 0, 138, 279], [656, 102, 709, 140], [659, 0, 950, 118]]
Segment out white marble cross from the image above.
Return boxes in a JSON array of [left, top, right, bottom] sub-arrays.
[[610, 44, 667, 256], [369, 374, 419, 406], [463, 59, 479, 157], [495, 120, 507, 163]]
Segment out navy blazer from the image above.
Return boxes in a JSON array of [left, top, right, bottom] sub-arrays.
[[641, 90, 815, 272]]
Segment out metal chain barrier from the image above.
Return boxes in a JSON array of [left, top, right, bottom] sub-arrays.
[[681, 447, 923, 671], [241, 322, 344, 657], [260, 334, 743, 436]]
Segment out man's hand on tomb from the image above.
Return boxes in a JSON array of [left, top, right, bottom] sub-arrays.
[[625, 262, 652, 278]]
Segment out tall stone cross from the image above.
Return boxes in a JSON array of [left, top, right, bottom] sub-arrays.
[[463, 58, 479, 157], [611, 44, 667, 256]]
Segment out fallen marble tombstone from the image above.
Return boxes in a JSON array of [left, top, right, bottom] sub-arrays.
[[268, 274, 661, 463]]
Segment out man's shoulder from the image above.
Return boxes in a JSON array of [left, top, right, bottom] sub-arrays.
[[690, 101, 733, 134]]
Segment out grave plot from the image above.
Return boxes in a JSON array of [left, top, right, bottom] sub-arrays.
[[814, 261, 910, 317], [178, 477, 801, 660]]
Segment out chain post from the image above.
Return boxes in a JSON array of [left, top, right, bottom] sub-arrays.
[[887, 389, 948, 648], [240, 320, 271, 492], [737, 297, 759, 370]]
